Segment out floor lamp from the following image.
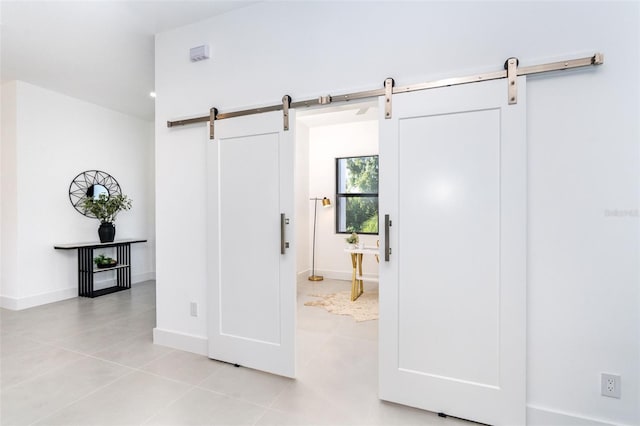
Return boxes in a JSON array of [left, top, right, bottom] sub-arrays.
[[309, 197, 331, 281]]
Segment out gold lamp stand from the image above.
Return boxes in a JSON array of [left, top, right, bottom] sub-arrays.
[[309, 197, 331, 281]]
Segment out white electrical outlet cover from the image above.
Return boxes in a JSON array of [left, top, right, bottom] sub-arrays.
[[601, 373, 621, 398]]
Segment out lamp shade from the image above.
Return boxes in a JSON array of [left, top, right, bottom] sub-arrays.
[[322, 197, 331, 207]]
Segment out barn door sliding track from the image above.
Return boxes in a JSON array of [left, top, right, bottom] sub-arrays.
[[166, 53, 603, 139]]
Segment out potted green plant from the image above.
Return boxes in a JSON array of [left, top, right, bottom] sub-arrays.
[[83, 193, 132, 243], [345, 232, 359, 249], [94, 254, 117, 269]]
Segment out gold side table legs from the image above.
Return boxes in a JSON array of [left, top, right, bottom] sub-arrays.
[[350, 253, 364, 301]]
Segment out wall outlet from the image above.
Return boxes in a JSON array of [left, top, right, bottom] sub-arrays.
[[601, 373, 621, 398], [190, 302, 198, 317]]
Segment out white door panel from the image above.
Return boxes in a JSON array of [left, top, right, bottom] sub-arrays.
[[379, 78, 526, 425], [219, 133, 281, 343], [398, 109, 501, 386], [207, 110, 296, 378]]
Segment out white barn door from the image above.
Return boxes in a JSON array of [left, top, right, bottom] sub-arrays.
[[207, 110, 296, 378], [379, 78, 527, 425]]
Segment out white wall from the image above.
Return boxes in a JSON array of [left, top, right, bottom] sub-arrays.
[[308, 119, 379, 280], [0, 80, 155, 309], [154, 2, 639, 425], [1, 81, 18, 301], [295, 121, 310, 278]]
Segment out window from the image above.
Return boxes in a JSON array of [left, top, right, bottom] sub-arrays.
[[336, 155, 379, 234]]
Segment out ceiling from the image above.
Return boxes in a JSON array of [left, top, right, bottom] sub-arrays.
[[1, 1, 258, 121], [297, 100, 378, 128]]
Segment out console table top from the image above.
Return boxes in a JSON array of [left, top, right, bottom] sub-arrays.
[[53, 238, 147, 250]]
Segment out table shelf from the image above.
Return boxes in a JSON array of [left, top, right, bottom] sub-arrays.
[[90, 286, 130, 297], [54, 239, 146, 298], [79, 264, 131, 274]]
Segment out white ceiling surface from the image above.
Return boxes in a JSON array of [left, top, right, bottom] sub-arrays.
[[297, 100, 379, 128], [1, 1, 257, 121]]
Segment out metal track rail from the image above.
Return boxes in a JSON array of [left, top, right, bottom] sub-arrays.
[[166, 53, 603, 132]]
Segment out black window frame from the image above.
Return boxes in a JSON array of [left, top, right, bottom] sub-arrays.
[[335, 154, 379, 235]]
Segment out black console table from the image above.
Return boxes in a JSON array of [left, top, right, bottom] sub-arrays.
[[54, 239, 147, 298]]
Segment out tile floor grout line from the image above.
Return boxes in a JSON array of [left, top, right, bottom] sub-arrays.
[[188, 366, 291, 412], [87, 328, 161, 357], [122, 360, 221, 388], [132, 346, 180, 371], [23, 307, 152, 339], [27, 369, 139, 426], [190, 364, 226, 388], [0, 334, 65, 356], [137, 383, 197, 426], [18, 313, 158, 350], [96, 356, 203, 388], [3, 281, 467, 426], [2, 339, 188, 392], [0, 329, 141, 388], [36, 343, 144, 372], [192, 383, 229, 398], [265, 379, 297, 411], [0, 351, 91, 392], [140, 384, 274, 426], [251, 407, 270, 426], [192, 383, 278, 413]]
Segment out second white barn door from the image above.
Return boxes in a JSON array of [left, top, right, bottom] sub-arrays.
[[379, 78, 527, 425], [207, 110, 296, 378]]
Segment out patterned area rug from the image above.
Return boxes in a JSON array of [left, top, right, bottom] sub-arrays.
[[304, 290, 378, 322]]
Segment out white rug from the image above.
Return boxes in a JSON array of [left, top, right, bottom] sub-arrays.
[[304, 290, 378, 322]]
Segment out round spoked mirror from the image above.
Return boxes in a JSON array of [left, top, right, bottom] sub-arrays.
[[69, 170, 122, 218]]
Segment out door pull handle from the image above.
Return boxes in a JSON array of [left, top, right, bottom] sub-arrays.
[[384, 214, 391, 262], [280, 214, 289, 254]]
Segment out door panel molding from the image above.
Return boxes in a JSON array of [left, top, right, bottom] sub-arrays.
[[207, 110, 296, 378], [379, 78, 526, 425]]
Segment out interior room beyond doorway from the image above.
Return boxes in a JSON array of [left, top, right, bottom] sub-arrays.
[[296, 100, 381, 324], [289, 102, 469, 424], [293, 101, 384, 419], [296, 101, 380, 286]]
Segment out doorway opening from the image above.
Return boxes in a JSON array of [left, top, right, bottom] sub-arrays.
[[290, 101, 382, 420]]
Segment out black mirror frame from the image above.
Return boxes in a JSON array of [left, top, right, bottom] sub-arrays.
[[69, 170, 122, 219]]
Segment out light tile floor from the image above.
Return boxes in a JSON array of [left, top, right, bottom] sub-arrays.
[[0, 280, 469, 425]]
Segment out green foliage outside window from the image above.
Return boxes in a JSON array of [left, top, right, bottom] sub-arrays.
[[337, 155, 379, 234]]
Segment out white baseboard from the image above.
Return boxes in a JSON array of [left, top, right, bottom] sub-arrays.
[[133, 272, 156, 283], [297, 269, 310, 281], [527, 405, 618, 426], [0, 271, 157, 311], [318, 269, 352, 281], [153, 327, 208, 356], [0, 295, 20, 310], [298, 269, 361, 282], [0, 287, 77, 310]]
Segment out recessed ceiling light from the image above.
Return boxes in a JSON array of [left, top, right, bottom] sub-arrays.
[[149, 92, 156, 98]]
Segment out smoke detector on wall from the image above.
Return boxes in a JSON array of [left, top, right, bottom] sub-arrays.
[[190, 45, 210, 62]]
